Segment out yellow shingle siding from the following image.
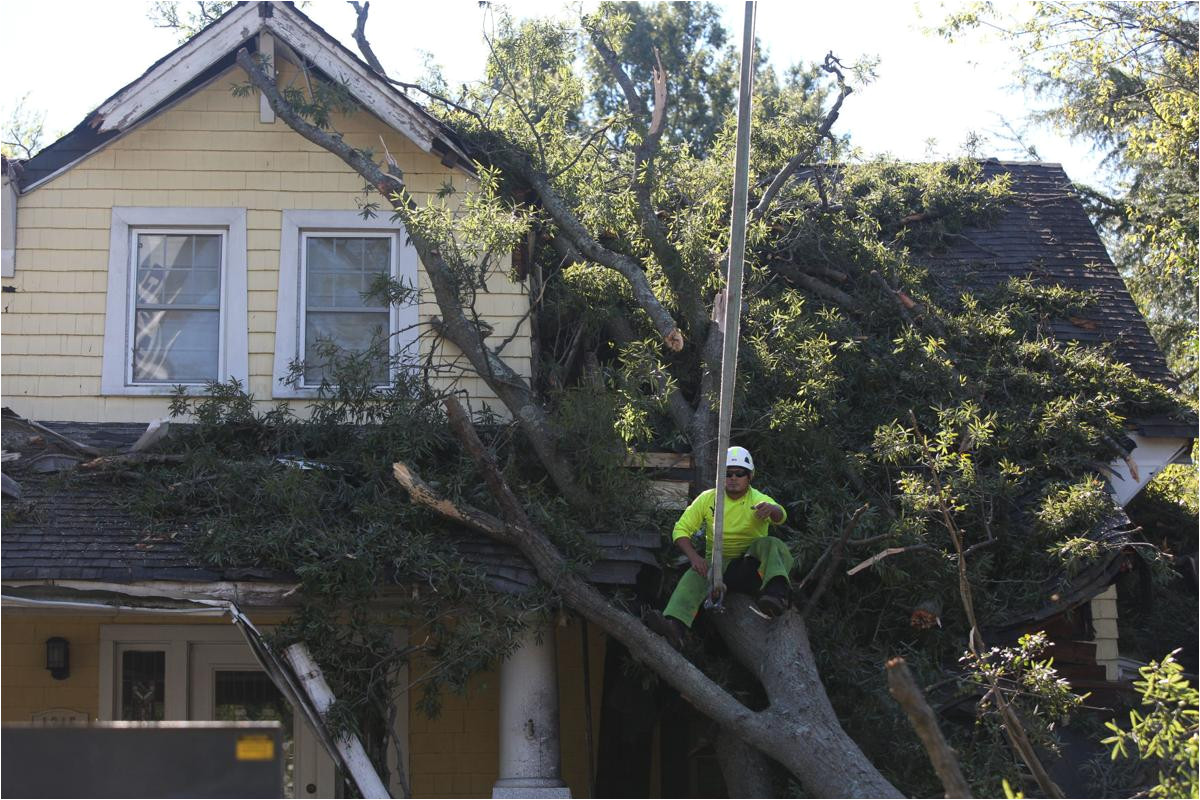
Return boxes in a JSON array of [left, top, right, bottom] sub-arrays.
[[2, 63, 531, 422]]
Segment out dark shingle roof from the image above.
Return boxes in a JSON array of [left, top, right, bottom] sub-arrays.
[[916, 160, 1175, 387], [1, 423, 658, 593]]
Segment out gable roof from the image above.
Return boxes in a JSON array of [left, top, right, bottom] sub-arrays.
[[916, 160, 1176, 389], [17, 1, 472, 193]]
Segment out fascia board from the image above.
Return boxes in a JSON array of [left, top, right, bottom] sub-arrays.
[[264, 9, 471, 165], [93, 3, 264, 133]]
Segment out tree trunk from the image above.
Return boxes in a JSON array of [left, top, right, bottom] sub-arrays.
[[716, 727, 778, 798], [710, 598, 900, 798]]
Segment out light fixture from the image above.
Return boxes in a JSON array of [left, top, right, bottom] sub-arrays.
[[45, 637, 69, 680]]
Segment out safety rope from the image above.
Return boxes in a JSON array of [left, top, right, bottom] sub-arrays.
[[707, 2, 757, 611]]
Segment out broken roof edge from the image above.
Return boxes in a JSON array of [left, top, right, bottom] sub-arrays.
[[18, 1, 475, 194], [1, 579, 301, 610]]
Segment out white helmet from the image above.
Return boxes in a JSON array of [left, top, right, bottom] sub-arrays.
[[726, 446, 754, 472]]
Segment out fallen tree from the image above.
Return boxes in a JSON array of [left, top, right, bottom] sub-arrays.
[[126, 4, 1191, 796]]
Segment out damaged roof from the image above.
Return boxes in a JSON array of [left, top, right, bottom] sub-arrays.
[[15, 1, 472, 193], [917, 160, 1176, 388], [0, 421, 658, 594]]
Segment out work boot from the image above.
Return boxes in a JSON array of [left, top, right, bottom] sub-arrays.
[[755, 577, 789, 619], [643, 609, 688, 651]]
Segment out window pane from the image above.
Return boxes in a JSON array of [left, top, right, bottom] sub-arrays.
[[120, 650, 165, 721], [214, 670, 291, 725], [303, 311, 389, 385], [306, 236, 389, 309], [136, 234, 222, 306], [133, 309, 219, 382]]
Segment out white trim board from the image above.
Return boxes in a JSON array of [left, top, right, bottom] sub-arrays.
[[101, 207, 248, 396], [94, 4, 265, 133]]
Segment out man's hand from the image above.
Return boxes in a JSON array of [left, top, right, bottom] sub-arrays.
[[675, 535, 708, 577], [754, 501, 783, 522]]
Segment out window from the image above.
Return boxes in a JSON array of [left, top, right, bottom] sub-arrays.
[[99, 625, 334, 798], [273, 210, 418, 397], [102, 207, 247, 395], [300, 232, 395, 386], [131, 230, 223, 383]]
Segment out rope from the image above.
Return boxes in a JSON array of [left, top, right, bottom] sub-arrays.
[[708, 2, 757, 610]]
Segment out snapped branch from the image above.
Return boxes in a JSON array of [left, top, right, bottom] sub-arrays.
[[588, 32, 705, 333], [751, 53, 854, 224]]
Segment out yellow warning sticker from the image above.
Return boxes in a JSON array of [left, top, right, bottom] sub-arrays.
[[236, 734, 275, 761]]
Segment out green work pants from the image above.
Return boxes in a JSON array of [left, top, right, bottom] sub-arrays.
[[664, 536, 794, 627]]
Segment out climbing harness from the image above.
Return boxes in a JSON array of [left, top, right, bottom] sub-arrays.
[[707, 2, 757, 613]]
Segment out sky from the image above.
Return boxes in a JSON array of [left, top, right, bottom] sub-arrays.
[[0, 1, 1108, 186]]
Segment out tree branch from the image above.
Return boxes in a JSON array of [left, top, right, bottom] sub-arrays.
[[392, 463, 507, 538], [236, 48, 590, 509], [348, 1, 387, 79], [886, 657, 972, 799], [772, 262, 860, 309], [497, 152, 684, 353], [751, 53, 853, 223], [803, 504, 867, 614], [588, 33, 708, 333]]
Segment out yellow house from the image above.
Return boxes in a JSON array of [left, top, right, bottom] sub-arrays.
[[1, 4, 657, 797]]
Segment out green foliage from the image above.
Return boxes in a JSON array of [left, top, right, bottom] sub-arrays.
[[956, 633, 1086, 795], [148, 1, 237, 42], [130, 370, 556, 777], [1103, 652, 1199, 799]]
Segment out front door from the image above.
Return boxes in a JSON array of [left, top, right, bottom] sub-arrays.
[[189, 642, 337, 799]]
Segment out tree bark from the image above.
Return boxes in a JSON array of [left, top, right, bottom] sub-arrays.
[[715, 727, 778, 798], [710, 600, 902, 798]]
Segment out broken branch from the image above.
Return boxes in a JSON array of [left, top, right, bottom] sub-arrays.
[[78, 453, 186, 471], [886, 657, 972, 799], [804, 504, 868, 614]]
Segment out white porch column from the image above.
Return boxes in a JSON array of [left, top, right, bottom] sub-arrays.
[[492, 622, 571, 798]]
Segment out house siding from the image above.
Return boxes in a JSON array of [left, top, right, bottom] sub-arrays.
[[0, 612, 232, 723], [2, 611, 605, 798], [1, 63, 531, 423]]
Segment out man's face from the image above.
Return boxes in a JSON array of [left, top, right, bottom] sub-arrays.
[[725, 467, 751, 499]]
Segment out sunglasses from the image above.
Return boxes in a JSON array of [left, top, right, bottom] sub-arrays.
[[725, 469, 750, 478]]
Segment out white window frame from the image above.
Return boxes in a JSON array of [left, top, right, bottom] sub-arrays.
[[102, 207, 248, 395], [273, 210, 419, 399]]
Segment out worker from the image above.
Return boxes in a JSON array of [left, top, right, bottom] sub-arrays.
[[645, 446, 794, 650]]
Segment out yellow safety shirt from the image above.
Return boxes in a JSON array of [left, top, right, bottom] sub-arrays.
[[671, 487, 786, 560]]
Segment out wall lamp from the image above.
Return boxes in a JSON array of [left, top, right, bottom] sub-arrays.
[[45, 637, 69, 680]]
